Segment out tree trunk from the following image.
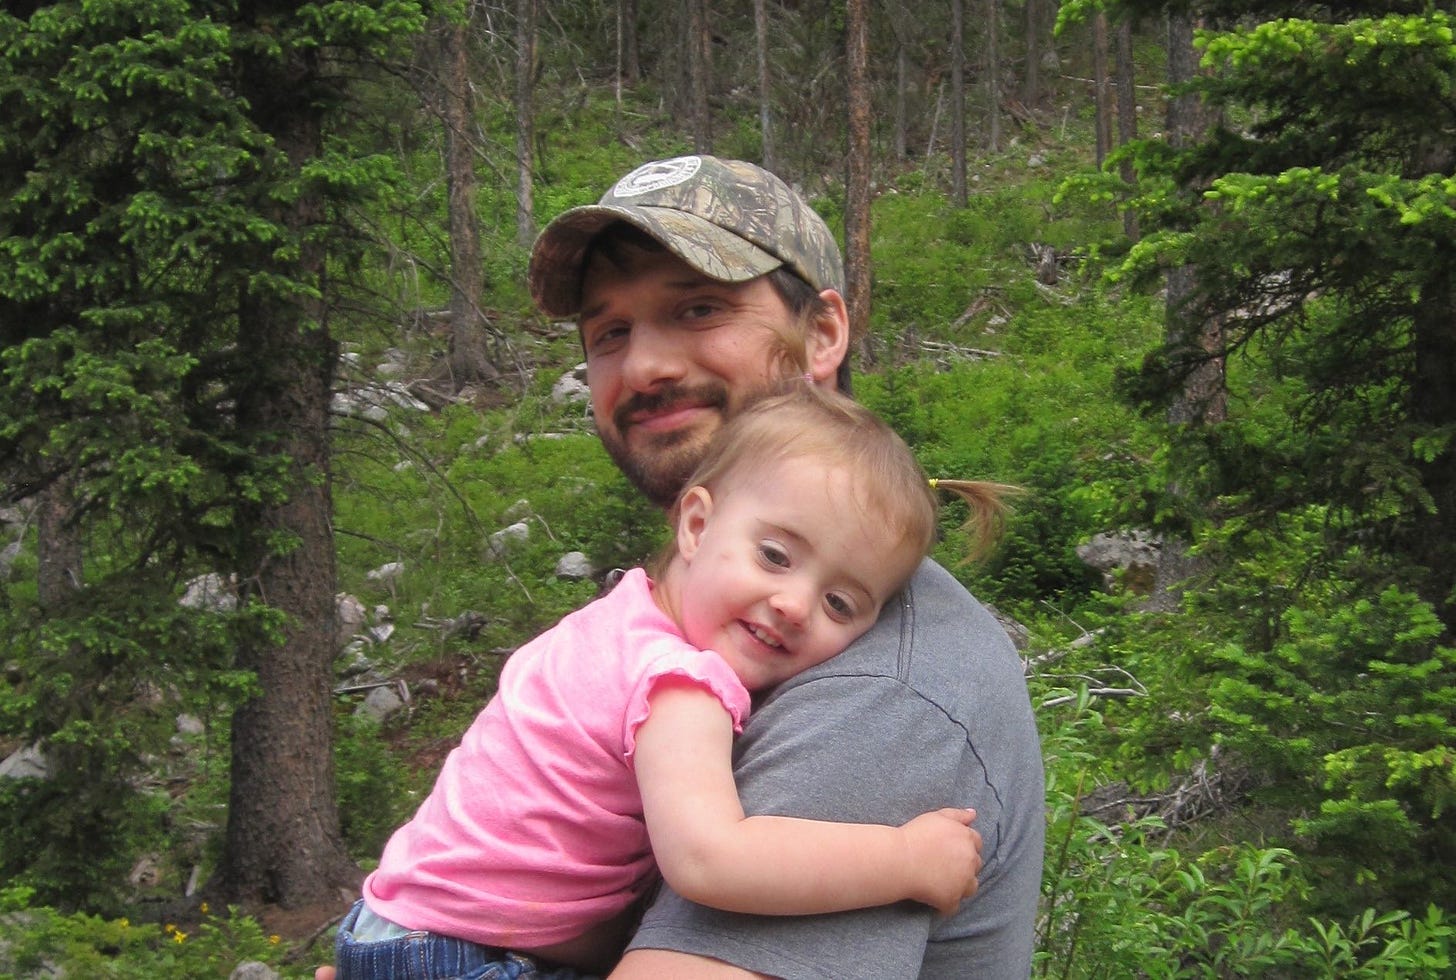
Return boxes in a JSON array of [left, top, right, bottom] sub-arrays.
[[1164, 9, 1225, 427], [950, 0, 967, 206], [894, 39, 908, 160], [1164, 266, 1227, 425], [753, 0, 773, 170], [620, 0, 640, 85], [1092, 10, 1112, 168], [845, 0, 873, 365], [215, 41, 360, 910], [1022, 0, 1040, 108], [1115, 18, 1139, 241], [36, 474, 82, 607], [1165, 10, 1206, 151], [985, 0, 1001, 152], [687, 0, 712, 153], [441, 16, 496, 386], [926, 81, 944, 162], [515, 0, 536, 248], [1407, 256, 1456, 623]]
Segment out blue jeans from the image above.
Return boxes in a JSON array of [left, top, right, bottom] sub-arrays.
[[334, 900, 595, 980]]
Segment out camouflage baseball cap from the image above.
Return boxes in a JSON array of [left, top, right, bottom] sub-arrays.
[[529, 155, 845, 319]]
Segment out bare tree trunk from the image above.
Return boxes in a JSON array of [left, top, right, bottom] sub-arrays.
[[440, 15, 496, 386], [985, 0, 1001, 152], [845, 0, 873, 365], [1021, 0, 1040, 108], [1092, 10, 1112, 167], [1408, 265, 1456, 623], [620, 0, 640, 85], [515, 0, 536, 248], [36, 474, 82, 607], [1115, 17, 1139, 240], [950, 0, 967, 206], [753, 0, 773, 169], [687, 0, 712, 153], [1166, 10, 1209, 148], [215, 42, 359, 907], [926, 81, 944, 162], [894, 39, 908, 160], [1164, 9, 1225, 426]]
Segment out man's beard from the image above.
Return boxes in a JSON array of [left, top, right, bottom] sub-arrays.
[[600, 382, 731, 508]]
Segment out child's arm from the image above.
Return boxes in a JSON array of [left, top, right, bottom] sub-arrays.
[[633, 680, 982, 917]]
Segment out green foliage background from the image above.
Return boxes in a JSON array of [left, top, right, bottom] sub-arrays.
[[1, 1, 1455, 976]]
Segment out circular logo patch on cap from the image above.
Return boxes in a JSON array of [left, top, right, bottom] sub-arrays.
[[612, 156, 703, 198]]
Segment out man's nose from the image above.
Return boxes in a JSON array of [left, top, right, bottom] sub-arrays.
[[620, 321, 687, 392]]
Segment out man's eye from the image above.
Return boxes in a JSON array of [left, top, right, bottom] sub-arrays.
[[681, 302, 720, 320], [757, 542, 790, 568], [585, 324, 628, 354]]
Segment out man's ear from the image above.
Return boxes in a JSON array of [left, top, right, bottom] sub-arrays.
[[805, 288, 851, 389], [675, 486, 714, 561]]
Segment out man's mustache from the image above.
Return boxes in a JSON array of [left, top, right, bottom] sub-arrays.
[[613, 384, 730, 432]]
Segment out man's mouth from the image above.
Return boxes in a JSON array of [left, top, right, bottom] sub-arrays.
[[629, 402, 710, 434], [614, 385, 728, 437]]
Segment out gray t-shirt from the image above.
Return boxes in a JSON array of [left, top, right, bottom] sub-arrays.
[[628, 558, 1044, 979]]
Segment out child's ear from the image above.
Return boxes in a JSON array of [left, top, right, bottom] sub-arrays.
[[675, 486, 714, 562]]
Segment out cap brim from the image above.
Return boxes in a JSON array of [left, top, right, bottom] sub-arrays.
[[529, 204, 785, 319]]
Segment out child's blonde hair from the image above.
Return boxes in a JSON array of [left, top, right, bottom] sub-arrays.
[[666, 383, 1013, 572]]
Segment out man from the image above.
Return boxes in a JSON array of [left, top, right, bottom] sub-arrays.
[[321, 155, 1043, 978], [536, 155, 1043, 979]]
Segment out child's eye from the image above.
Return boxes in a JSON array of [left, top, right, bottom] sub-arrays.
[[757, 542, 790, 568], [825, 593, 855, 620]]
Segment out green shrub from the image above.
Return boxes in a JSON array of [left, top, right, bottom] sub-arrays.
[[1036, 696, 1455, 978], [0, 891, 305, 979]]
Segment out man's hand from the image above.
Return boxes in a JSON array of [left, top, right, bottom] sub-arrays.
[[899, 807, 982, 916]]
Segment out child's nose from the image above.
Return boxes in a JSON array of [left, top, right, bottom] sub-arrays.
[[769, 586, 810, 625]]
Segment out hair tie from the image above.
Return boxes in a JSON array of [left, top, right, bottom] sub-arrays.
[[928, 478, 939, 489], [803, 372, 814, 384]]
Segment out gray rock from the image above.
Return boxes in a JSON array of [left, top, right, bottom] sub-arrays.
[[501, 499, 532, 523], [180, 572, 238, 612], [0, 540, 21, 580], [488, 522, 530, 557], [552, 364, 591, 405], [0, 744, 47, 780], [1077, 530, 1161, 594], [555, 551, 595, 581], [336, 592, 367, 641], [365, 562, 405, 588], [358, 684, 406, 723]]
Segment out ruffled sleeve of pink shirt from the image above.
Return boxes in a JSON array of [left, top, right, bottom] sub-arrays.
[[618, 568, 752, 760]]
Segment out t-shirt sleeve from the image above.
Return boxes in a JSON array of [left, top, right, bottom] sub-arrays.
[[621, 645, 751, 762], [627, 673, 968, 979]]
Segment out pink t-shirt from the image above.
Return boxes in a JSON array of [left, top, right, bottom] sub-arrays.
[[362, 568, 751, 948]]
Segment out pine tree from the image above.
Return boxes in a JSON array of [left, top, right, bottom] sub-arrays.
[[0, 0, 426, 908]]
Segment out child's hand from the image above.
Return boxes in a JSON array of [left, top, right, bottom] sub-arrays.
[[899, 807, 982, 916]]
